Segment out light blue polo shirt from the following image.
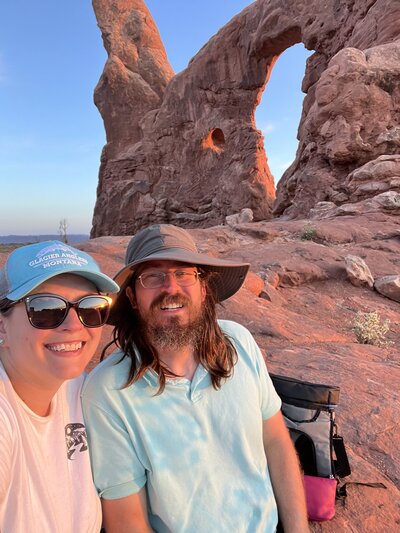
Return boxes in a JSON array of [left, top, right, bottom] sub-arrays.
[[82, 320, 281, 532]]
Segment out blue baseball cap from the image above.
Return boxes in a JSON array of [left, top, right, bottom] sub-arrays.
[[0, 240, 119, 301]]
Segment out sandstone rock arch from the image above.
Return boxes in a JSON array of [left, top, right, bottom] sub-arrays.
[[91, 0, 400, 237]]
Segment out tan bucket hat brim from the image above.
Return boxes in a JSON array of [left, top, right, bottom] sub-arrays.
[[112, 224, 250, 304]]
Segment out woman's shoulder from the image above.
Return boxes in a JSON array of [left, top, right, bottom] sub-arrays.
[[0, 365, 17, 427], [0, 393, 17, 439], [0, 360, 9, 390]]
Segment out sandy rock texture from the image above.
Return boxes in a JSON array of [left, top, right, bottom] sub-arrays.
[[275, 43, 400, 218], [81, 214, 400, 530], [91, 0, 174, 160], [1, 214, 399, 530], [345, 255, 374, 288], [90, 0, 400, 236]]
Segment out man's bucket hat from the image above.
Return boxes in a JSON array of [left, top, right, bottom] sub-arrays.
[[0, 240, 119, 301], [113, 224, 250, 303]]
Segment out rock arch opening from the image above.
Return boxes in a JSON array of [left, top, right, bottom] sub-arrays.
[[255, 44, 313, 187], [91, 0, 400, 236]]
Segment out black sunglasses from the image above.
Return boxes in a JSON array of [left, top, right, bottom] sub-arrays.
[[9, 294, 112, 329]]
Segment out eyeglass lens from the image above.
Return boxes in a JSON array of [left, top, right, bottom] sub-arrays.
[[139, 271, 198, 288], [26, 295, 110, 329]]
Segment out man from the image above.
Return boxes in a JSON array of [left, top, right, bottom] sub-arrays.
[[82, 224, 309, 533]]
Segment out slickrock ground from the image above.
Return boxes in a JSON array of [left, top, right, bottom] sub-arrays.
[[82, 213, 400, 532], [2, 213, 398, 530]]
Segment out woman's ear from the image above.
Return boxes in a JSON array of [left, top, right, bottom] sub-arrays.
[[125, 286, 137, 308]]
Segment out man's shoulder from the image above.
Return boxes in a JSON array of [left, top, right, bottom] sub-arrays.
[[218, 319, 262, 365], [82, 350, 130, 397], [63, 373, 85, 400], [218, 319, 253, 340]]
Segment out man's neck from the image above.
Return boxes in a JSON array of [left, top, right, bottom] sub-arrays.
[[158, 346, 198, 381]]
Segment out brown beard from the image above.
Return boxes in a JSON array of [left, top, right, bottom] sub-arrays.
[[138, 294, 205, 351], [143, 314, 205, 351]]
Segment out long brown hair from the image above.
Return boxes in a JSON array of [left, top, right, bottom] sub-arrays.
[[103, 273, 237, 393]]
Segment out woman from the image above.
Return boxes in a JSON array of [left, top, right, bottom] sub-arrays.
[[0, 240, 119, 533]]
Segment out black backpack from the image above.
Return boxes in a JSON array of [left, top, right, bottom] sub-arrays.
[[270, 373, 351, 480], [270, 373, 387, 526]]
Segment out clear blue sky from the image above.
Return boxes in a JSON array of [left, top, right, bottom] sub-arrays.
[[0, 1, 311, 236]]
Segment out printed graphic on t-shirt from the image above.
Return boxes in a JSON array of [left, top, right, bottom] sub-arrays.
[[65, 423, 88, 459]]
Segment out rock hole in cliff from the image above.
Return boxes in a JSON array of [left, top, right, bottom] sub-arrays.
[[255, 43, 313, 185], [202, 127, 225, 153], [211, 128, 225, 147]]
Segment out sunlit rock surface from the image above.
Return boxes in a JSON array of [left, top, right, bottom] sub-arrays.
[[345, 255, 374, 288], [275, 42, 400, 218], [84, 216, 400, 531], [91, 0, 400, 236], [2, 215, 399, 530], [92, 0, 174, 157]]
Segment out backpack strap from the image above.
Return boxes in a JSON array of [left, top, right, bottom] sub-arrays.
[[336, 481, 387, 505], [332, 435, 351, 477]]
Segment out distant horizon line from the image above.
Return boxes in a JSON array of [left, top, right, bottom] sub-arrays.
[[0, 233, 90, 237], [0, 234, 90, 245]]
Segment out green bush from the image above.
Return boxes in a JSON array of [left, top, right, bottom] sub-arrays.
[[300, 224, 317, 241], [352, 311, 391, 346]]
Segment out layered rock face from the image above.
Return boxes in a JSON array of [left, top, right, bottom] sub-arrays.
[[92, 0, 174, 159], [91, 0, 400, 236], [274, 42, 400, 218]]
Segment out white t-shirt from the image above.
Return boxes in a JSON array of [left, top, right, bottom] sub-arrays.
[[0, 362, 101, 533]]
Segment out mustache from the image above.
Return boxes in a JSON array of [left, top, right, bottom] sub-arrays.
[[150, 293, 191, 311]]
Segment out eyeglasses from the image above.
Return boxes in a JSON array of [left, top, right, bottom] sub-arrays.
[[9, 294, 112, 329], [136, 270, 201, 289]]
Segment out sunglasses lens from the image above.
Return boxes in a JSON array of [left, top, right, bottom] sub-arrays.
[[77, 296, 110, 327], [25, 295, 111, 329], [27, 296, 67, 329]]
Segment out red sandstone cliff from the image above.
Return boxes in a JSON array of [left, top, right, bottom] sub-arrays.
[[91, 0, 400, 236]]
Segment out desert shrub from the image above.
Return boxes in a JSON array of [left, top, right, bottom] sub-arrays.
[[352, 311, 391, 346], [300, 223, 317, 241]]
